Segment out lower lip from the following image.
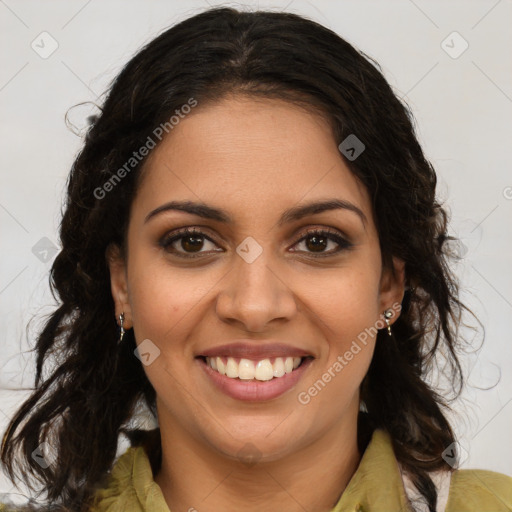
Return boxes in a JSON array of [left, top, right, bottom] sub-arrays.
[[197, 357, 313, 402]]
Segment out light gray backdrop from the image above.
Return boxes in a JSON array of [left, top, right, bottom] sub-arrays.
[[1, 0, 511, 503]]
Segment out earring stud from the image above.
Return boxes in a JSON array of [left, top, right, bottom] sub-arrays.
[[118, 312, 125, 344], [384, 309, 393, 336]]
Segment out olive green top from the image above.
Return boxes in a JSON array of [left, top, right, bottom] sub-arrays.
[[2, 429, 511, 511], [86, 429, 512, 512]]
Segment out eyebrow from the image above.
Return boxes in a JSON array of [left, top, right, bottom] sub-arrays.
[[144, 198, 367, 228]]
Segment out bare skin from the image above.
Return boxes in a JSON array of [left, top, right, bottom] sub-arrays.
[[107, 94, 405, 512]]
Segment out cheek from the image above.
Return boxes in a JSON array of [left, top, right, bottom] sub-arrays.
[[126, 251, 212, 343], [302, 260, 381, 327], [301, 258, 381, 381], [126, 267, 203, 401]]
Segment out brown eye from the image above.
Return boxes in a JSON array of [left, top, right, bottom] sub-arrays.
[[292, 229, 353, 257], [160, 228, 221, 258], [304, 233, 329, 252], [159, 227, 352, 259], [179, 234, 205, 252]]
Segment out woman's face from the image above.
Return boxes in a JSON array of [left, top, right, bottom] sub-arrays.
[[108, 94, 404, 462]]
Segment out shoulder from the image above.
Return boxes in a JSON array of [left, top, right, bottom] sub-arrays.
[[89, 444, 168, 512], [89, 446, 141, 512], [446, 468, 512, 512], [0, 448, 144, 512]]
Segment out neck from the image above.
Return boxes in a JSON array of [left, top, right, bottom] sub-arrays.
[[154, 410, 362, 512]]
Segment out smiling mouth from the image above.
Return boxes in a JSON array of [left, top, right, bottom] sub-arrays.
[[197, 356, 313, 381]]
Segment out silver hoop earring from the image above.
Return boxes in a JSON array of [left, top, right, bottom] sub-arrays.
[[384, 309, 393, 336], [118, 312, 125, 344]]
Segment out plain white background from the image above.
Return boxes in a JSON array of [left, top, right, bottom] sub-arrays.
[[1, 0, 511, 503]]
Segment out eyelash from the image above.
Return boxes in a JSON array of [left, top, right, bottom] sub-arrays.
[[159, 227, 353, 259]]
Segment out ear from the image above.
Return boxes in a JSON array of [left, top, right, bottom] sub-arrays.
[[105, 243, 133, 330], [378, 256, 405, 326]]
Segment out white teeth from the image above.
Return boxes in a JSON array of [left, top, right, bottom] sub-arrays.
[[238, 358, 255, 380], [216, 358, 226, 375], [273, 357, 285, 377], [255, 359, 273, 381], [226, 357, 238, 378], [206, 356, 304, 381]]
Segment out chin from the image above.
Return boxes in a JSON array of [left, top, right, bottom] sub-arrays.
[[206, 429, 298, 465]]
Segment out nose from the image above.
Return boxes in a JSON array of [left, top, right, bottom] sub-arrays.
[[215, 246, 298, 332]]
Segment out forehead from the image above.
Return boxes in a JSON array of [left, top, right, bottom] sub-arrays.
[[132, 95, 372, 228]]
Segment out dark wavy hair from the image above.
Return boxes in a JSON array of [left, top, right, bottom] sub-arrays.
[[1, 6, 476, 512]]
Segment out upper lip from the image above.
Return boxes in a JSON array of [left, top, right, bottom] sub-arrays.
[[197, 342, 314, 360]]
